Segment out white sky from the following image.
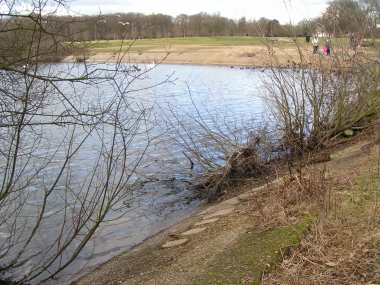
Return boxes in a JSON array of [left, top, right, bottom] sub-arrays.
[[63, 0, 329, 24]]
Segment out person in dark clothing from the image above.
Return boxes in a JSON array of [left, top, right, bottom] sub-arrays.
[[325, 38, 331, 56]]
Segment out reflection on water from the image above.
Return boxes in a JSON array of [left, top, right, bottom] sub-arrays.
[[1, 63, 269, 284]]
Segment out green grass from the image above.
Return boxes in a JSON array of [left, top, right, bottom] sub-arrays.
[[84, 36, 275, 47], [340, 166, 380, 221], [193, 217, 315, 285], [72, 36, 305, 52], [70, 36, 380, 53]]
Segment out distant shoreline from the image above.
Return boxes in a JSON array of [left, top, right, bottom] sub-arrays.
[[63, 44, 313, 68], [64, 44, 376, 69]]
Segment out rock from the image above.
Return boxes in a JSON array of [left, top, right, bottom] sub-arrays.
[[194, 218, 219, 226], [220, 197, 240, 207], [203, 208, 234, 220], [343, 129, 355, 137], [325, 261, 338, 267], [162, 238, 189, 248], [238, 192, 254, 201], [180, 227, 207, 236]]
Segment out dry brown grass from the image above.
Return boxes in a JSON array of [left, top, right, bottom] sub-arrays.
[[262, 132, 380, 285], [244, 168, 327, 230], [262, 216, 380, 284]]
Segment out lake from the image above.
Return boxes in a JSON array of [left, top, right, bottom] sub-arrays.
[[0, 63, 269, 284]]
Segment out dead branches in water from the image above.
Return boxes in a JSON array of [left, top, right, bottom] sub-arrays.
[[199, 143, 271, 201]]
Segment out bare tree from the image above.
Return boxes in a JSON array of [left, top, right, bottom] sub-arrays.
[[0, 0, 170, 284]]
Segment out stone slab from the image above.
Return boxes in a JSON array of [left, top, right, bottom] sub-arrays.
[[194, 218, 219, 226], [199, 199, 239, 216], [162, 238, 189, 248], [203, 208, 234, 220], [180, 227, 207, 236], [238, 192, 254, 201], [220, 197, 240, 207]]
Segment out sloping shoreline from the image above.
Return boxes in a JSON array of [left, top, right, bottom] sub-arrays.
[[75, 177, 307, 285], [76, 130, 380, 285]]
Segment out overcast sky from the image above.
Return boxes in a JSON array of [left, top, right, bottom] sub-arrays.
[[62, 0, 329, 24]]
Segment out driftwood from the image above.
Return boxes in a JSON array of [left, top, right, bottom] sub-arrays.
[[195, 146, 270, 201]]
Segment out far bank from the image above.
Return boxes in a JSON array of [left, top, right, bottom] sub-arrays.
[[64, 37, 379, 67]]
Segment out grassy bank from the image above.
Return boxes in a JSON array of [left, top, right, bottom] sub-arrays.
[[263, 134, 380, 284], [77, 126, 380, 285]]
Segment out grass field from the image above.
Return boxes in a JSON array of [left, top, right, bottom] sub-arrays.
[[67, 36, 379, 66], [90, 36, 269, 47], [76, 36, 301, 52], [76, 36, 380, 51]]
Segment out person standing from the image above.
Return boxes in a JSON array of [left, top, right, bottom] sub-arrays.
[[312, 36, 319, 54], [325, 38, 331, 56]]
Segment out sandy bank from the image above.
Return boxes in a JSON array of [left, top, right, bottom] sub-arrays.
[[64, 45, 317, 67]]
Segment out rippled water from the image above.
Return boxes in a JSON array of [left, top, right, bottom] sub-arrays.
[[1, 64, 270, 284]]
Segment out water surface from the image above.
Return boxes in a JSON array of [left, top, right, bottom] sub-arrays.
[[1, 63, 269, 284]]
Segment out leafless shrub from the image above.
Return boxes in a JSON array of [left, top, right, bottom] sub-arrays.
[[0, 1, 170, 284], [165, 87, 276, 201], [264, 45, 380, 159]]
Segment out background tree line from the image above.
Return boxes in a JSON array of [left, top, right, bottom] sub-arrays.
[[1, 0, 377, 45], [44, 13, 294, 41]]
